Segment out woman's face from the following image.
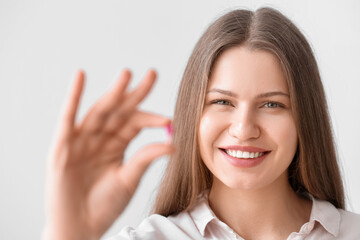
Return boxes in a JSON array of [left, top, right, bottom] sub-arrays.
[[198, 46, 298, 191]]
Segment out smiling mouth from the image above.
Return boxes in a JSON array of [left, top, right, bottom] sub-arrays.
[[220, 148, 271, 159]]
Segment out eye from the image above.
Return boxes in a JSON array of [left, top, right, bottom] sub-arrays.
[[263, 102, 283, 108], [210, 99, 233, 106]]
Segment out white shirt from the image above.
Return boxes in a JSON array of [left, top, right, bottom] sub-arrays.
[[108, 194, 360, 240]]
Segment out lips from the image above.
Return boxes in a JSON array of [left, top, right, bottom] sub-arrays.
[[220, 145, 269, 152], [218, 145, 271, 167]]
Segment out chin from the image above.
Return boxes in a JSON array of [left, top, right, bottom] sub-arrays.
[[215, 174, 267, 191]]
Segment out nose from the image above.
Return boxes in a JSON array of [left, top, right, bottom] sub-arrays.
[[228, 106, 261, 141]]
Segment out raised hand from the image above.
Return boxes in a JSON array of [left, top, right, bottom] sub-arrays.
[[42, 69, 174, 240]]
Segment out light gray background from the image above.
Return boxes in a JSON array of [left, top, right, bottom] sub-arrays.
[[0, 0, 359, 239]]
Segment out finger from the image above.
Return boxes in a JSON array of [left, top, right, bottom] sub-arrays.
[[79, 69, 131, 133], [104, 110, 171, 137], [120, 69, 157, 112], [120, 143, 175, 193], [100, 69, 132, 113], [98, 112, 171, 156], [58, 70, 85, 141]]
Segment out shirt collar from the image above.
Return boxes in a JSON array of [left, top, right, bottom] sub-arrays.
[[309, 195, 341, 237], [188, 191, 341, 238], [188, 192, 215, 236]]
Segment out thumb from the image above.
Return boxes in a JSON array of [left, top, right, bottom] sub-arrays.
[[121, 143, 175, 192]]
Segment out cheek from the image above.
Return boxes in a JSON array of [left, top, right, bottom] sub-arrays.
[[279, 117, 297, 150], [198, 115, 213, 152], [264, 113, 298, 158], [198, 112, 226, 157]]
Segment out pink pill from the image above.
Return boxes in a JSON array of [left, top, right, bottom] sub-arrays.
[[166, 123, 173, 137]]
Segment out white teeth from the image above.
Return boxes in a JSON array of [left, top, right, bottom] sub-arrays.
[[225, 150, 265, 159]]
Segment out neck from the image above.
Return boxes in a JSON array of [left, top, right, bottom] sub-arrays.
[[208, 173, 312, 240]]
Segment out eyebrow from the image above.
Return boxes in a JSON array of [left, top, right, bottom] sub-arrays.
[[206, 88, 290, 98]]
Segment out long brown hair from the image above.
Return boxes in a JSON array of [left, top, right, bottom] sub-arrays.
[[153, 7, 345, 216]]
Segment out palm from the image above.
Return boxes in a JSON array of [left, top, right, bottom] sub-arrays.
[[44, 69, 173, 240]]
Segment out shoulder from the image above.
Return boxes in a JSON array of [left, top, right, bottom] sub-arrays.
[[337, 209, 360, 238], [107, 213, 201, 240], [338, 209, 360, 229], [339, 208, 360, 223]]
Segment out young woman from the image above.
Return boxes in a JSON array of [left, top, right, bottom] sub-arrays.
[[42, 7, 360, 240]]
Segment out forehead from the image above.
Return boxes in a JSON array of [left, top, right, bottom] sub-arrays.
[[208, 46, 289, 95]]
